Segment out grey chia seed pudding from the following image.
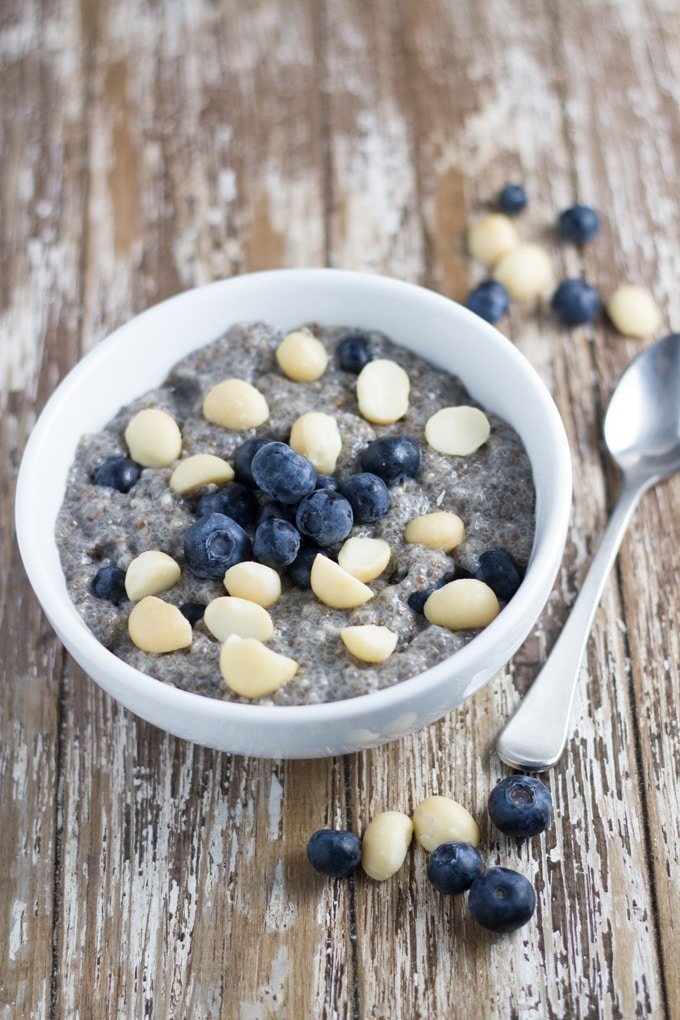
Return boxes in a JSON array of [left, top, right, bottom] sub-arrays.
[[55, 322, 536, 705]]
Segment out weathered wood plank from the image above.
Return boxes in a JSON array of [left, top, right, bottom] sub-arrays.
[[324, 0, 669, 1015], [0, 1, 89, 1016], [554, 1, 680, 1013], [3, 0, 678, 1017], [52, 2, 356, 1018]]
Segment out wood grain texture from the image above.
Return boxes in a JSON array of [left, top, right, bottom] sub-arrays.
[[0, 1, 88, 1017], [1, 0, 678, 1018]]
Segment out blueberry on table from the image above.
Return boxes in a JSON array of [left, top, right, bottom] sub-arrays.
[[184, 512, 252, 579], [296, 489, 354, 547], [307, 829, 362, 878], [93, 456, 141, 494], [427, 842, 484, 895], [488, 775, 553, 838], [195, 482, 258, 528], [91, 565, 127, 605], [339, 473, 391, 524], [557, 204, 600, 245], [287, 544, 331, 589], [498, 183, 527, 214], [253, 518, 301, 568], [251, 441, 317, 504], [179, 601, 206, 626], [474, 549, 522, 603], [466, 280, 510, 324], [337, 333, 373, 374], [232, 437, 272, 487], [551, 278, 601, 325], [360, 436, 421, 486], [468, 867, 536, 933], [315, 474, 339, 491]]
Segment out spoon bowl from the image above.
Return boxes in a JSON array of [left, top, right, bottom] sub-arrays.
[[604, 332, 680, 480]]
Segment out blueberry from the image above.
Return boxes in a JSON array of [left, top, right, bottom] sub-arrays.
[[251, 442, 317, 505], [253, 518, 301, 568], [498, 183, 527, 214], [488, 775, 552, 838], [256, 500, 297, 526], [337, 333, 373, 374], [183, 512, 252, 579], [551, 278, 601, 325], [91, 565, 127, 605], [93, 456, 141, 494], [315, 474, 339, 491], [468, 867, 536, 933], [287, 544, 331, 589], [557, 204, 600, 245], [427, 842, 484, 895], [233, 438, 272, 486], [307, 829, 362, 878], [339, 473, 390, 524], [360, 436, 421, 486], [408, 589, 433, 614], [195, 483, 258, 528], [474, 549, 522, 603], [466, 280, 511, 324], [179, 601, 206, 626], [296, 490, 354, 547], [407, 572, 456, 615]]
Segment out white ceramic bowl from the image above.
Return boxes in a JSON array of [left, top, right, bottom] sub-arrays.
[[16, 269, 571, 758]]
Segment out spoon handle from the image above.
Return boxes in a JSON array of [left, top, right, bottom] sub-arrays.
[[496, 478, 644, 772]]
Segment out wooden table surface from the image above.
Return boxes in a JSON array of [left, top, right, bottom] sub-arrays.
[[2, 1, 679, 1017]]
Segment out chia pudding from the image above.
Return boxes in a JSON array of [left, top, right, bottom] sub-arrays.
[[55, 322, 536, 705]]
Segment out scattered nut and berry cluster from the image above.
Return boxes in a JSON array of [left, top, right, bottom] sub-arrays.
[[465, 184, 662, 338], [90, 328, 523, 700], [307, 774, 553, 935]]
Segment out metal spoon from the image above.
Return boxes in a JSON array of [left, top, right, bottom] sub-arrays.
[[496, 332, 680, 772]]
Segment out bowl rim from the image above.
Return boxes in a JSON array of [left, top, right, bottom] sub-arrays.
[[15, 268, 572, 729]]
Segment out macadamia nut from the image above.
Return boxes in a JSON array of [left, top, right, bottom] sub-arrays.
[[219, 636, 298, 698], [128, 596, 192, 653], [424, 578, 500, 630], [467, 214, 519, 266], [169, 454, 234, 494], [337, 536, 391, 582], [203, 379, 270, 430], [425, 406, 491, 456], [412, 795, 480, 851], [276, 330, 329, 382], [125, 550, 181, 602], [405, 511, 465, 551], [310, 555, 373, 609], [356, 359, 410, 425], [223, 561, 281, 608], [361, 811, 414, 880], [289, 411, 342, 473], [124, 408, 182, 468], [340, 625, 398, 663], [204, 596, 274, 642], [607, 285, 661, 338], [493, 243, 553, 300]]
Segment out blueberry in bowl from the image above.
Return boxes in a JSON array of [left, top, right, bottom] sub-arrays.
[[184, 513, 252, 580]]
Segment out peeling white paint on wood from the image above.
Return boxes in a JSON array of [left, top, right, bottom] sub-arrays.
[[2, 0, 679, 1018]]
